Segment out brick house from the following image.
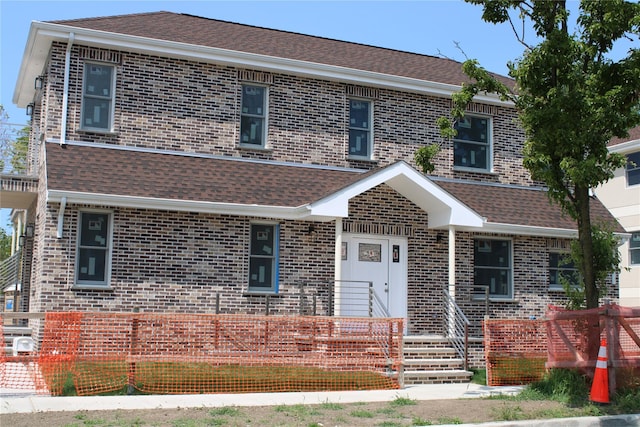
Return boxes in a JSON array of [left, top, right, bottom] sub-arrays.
[[2, 12, 623, 368]]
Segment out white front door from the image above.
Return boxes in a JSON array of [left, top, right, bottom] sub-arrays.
[[340, 234, 407, 325]]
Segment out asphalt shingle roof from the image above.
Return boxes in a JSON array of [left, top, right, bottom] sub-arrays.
[[45, 143, 365, 207], [49, 11, 513, 88], [45, 142, 621, 232], [435, 179, 624, 233]]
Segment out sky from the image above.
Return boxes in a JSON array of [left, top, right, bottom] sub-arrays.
[[0, 0, 634, 232]]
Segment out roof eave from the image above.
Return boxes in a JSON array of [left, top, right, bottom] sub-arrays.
[[15, 21, 513, 108], [45, 190, 328, 220], [474, 222, 579, 238]]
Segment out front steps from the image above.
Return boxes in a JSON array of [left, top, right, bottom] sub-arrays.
[[403, 335, 472, 385]]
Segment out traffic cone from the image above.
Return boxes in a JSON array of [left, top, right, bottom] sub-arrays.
[[589, 338, 609, 404]]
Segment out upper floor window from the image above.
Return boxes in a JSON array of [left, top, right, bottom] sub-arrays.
[[474, 238, 512, 299], [240, 85, 267, 147], [630, 232, 640, 266], [248, 223, 279, 293], [454, 115, 491, 171], [349, 99, 372, 159], [81, 63, 115, 132], [626, 152, 640, 186], [549, 252, 579, 290], [75, 211, 113, 288]]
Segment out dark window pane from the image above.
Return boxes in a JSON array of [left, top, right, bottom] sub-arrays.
[[82, 98, 111, 129], [454, 116, 488, 143], [80, 213, 108, 247], [249, 257, 273, 288], [475, 268, 510, 296], [242, 86, 265, 116], [85, 65, 112, 97], [349, 100, 369, 129], [454, 141, 488, 169], [77, 248, 107, 282], [240, 116, 264, 145], [251, 224, 274, 256], [349, 129, 370, 156]]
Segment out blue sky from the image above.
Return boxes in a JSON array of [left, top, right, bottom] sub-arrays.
[[0, 1, 633, 232]]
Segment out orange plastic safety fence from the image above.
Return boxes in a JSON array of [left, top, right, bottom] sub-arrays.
[[483, 319, 547, 386], [2, 312, 403, 396]]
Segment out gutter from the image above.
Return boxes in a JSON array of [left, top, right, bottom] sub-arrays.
[[15, 22, 513, 108], [60, 32, 74, 145]]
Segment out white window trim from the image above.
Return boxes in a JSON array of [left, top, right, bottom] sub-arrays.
[[239, 84, 269, 149], [247, 222, 280, 294], [73, 209, 114, 290], [473, 236, 513, 300], [347, 98, 374, 160], [453, 114, 493, 173], [626, 152, 640, 187], [80, 62, 116, 133], [548, 251, 580, 291], [630, 231, 640, 266]]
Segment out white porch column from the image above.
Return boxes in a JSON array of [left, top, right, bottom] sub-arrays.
[[334, 218, 343, 316], [447, 226, 456, 338], [448, 226, 456, 297]]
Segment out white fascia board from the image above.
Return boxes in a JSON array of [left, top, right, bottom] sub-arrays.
[[46, 190, 322, 220], [609, 139, 640, 155], [307, 162, 485, 228], [472, 222, 579, 238], [15, 22, 512, 107]]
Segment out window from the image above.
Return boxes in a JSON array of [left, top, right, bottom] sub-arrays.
[[474, 238, 512, 298], [626, 152, 640, 186], [81, 63, 115, 131], [454, 115, 491, 171], [240, 84, 267, 147], [631, 232, 640, 266], [248, 223, 279, 292], [348, 99, 372, 158], [549, 252, 579, 290], [76, 212, 112, 287]]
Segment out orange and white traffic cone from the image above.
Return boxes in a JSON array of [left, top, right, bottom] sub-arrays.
[[589, 338, 609, 404]]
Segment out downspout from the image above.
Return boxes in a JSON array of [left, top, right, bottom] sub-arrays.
[[57, 197, 67, 239], [60, 32, 75, 145]]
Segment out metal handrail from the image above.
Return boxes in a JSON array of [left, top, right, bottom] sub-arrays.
[[370, 286, 391, 318], [442, 289, 470, 371]]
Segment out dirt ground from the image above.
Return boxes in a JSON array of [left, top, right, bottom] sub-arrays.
[[1, 397, 572, 426]]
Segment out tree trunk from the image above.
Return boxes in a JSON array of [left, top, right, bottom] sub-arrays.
[[575, 185, 597, 309], [575, 184, 601, 362]]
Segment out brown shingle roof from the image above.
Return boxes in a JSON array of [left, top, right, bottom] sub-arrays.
[[609, 126, 640, 147], [49, 11, 513, 88], [45, 142, 364, 207], [435, 179, 624, 232], [46, 142, 621, 233]]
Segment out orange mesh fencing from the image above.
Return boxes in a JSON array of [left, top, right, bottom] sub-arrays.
[[483, 319, 547, 386], [485, 304, 640, 389], [2, 312, 403, 396], [546, 304, 640, 388]]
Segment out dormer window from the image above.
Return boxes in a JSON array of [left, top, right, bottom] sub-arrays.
[[81, 63, 115, 132], [454, 115, 491, 171]]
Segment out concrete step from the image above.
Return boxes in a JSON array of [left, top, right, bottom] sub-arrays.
[[403, 347, 458, 359], [403, 357, 466, 370], [403, 369, 472, 385]]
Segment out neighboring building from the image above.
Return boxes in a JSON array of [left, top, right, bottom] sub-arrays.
[[1, 12, 623, 341], [595, 127, 640, 308]]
